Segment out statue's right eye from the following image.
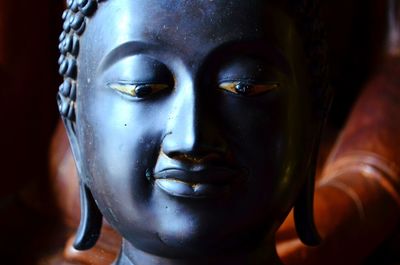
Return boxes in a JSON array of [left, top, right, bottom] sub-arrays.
[[108, 82, 170, 98], [103, 55, 174, 99]]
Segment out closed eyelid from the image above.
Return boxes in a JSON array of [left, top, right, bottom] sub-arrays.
[[108, 82, 170, 98], [219, 81, 280, 96]]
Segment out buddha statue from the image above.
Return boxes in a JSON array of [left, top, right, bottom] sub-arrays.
[[56, 0, 329, 264]]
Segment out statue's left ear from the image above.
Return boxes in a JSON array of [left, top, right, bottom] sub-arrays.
[[293, 91, 332, 246], [293, 146, 321, 246]]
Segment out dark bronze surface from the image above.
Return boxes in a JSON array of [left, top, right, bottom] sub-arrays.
[[57, 0, 329, 264]]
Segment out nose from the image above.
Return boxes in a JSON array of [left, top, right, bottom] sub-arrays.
[[161, 79, 226, 159]]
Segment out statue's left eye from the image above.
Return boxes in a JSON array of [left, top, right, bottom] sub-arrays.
[[219, 81, 279, 96], [108, 83, 170, 98]]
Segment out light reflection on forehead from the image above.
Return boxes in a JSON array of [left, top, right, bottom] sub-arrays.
[[89, 0, 292, 58]]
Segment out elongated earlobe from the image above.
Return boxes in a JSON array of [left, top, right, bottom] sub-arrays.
[[60, 117, 103, 250], [294, 163, 321, 246], [73, 183, 103, 250], [294, 89, 332, 246]]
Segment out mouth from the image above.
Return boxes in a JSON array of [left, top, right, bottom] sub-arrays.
[[151, 168, 244, 199]]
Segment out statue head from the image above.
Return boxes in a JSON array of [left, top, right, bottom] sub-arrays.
[[57, 0, 329, 263]]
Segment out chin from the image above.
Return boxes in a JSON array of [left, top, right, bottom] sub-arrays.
[[127, 228, 268, 259], [121, 207, 272, 259]]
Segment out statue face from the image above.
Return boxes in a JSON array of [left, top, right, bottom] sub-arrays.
[[74, 0, 316, 257]]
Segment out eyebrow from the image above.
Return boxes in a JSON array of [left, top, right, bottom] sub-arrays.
[[97, 41, 157, 73], [206, 40, 291, 75], [97, 39, 291, 75]]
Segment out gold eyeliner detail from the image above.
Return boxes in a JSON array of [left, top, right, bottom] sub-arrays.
[[219, 81, 280, 96], [109, 83, 170, 98]]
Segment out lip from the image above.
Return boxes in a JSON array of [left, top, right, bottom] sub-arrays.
[[152, 168, 243, 199]]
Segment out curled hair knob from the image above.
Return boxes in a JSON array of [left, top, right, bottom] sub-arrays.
[[79, 0, 97, 16], [71, 13, 85, 30]]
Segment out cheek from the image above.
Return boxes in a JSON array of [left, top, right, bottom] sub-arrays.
[[217, 92, 308, 207], [76, 92, 168, 223], [218, 93, 287, 167]]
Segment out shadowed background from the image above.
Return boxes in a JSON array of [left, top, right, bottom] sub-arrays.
[[0, 1, 64, 264]]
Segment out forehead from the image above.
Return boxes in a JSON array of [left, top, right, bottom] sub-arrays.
[[82, 0, 296, 65]]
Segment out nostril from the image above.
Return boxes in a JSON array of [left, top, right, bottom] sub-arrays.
[[171, 153, 223, 164], [162, 146, 229, 164], [161, 131, 173, 143], [161, 129, 229, 163], [173, 153, 204, 164]]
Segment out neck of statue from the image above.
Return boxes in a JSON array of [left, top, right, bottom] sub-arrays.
[[114, 237, 283, 265]]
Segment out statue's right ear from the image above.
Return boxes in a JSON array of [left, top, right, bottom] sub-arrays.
[[57, 93, 81, 178], [57, 96, 103, 250], [74, 181, 103, 250]]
